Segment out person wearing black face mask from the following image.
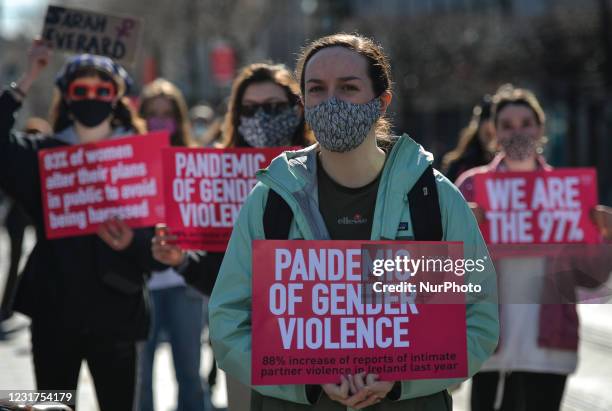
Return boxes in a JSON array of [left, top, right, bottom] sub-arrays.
[[0, 39, 160, 411], [49, 53, 146, 142]]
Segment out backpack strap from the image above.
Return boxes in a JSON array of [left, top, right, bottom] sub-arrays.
[[262, 166, 443, 241], [263, 189, 294, 240], [408, 165, 443, 241]]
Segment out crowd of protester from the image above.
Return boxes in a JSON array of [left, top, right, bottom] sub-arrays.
[[0, 31, 610, 411]]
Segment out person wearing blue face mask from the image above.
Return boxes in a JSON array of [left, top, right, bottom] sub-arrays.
[[207, 33, 499, 411], [0, 39, 159, 411], [189, 104, 216, 146]]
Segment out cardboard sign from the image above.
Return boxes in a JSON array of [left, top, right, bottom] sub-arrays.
[[162, 147, 291, 252], [251, 240, 469, 385], [42, 5, 143, 64], [473, 168, 599, 244], [39, 132, 170, 239]]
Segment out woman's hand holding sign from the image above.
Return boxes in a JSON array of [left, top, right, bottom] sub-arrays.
[[591, 205, 612, 240], [16, 38, 52, 98], [321, 375, 350, 403], [97, 216, 134, 251], [322, 373, 395, 409], [322, 375, 372, 408], [152, 224, 186, 266], [27, 38, 52, 75], [98, 220, 188, 263], [468, 202, 485, 224], [350, 373, 395, 407], [354, 373, 395, 403]]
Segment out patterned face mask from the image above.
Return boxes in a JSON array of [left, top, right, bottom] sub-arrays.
[[238, 106, 301, 147], [305, 96, 381, 153], [500, 132, 538, 161]]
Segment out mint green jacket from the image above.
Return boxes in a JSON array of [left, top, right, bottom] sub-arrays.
[[209, 135, 499, 407]]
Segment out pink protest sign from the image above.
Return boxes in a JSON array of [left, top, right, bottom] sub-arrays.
[[162, 147, 291, 252], [38, 131, 169, 239], [473, 168, 599, 244], [251, 240, 469, 385]]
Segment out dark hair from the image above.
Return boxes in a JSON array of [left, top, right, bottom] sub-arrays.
[[222, 63, 313, 148], [492, 84, 546, 126], [49, 67, 145, 134], [139, 78, 195, 147], [442, 95, 493, 172], [295, 33, 393, 138]]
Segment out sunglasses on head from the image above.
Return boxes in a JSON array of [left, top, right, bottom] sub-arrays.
[[67, 81, 116, 102], [240, 102, 293, 117]]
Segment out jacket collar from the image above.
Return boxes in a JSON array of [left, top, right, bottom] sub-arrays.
[[256, 134, 434, 240]]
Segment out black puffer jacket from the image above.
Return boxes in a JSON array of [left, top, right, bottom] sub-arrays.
[[0, 90, 162, 341]]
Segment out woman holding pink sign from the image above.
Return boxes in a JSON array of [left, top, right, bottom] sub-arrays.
[[150, 63, 315, 411], [456, 85, 612, 411], [136, 78, 213, 411], [150, 64, 315, 296], [0, 40, 161, 410], [207, 33, 499, 411]]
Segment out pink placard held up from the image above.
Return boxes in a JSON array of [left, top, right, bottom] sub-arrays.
[[473, 168, 599, 244], [38, 131, 169, 239], [251, 240, 469, 385], [162, 147, 291, 252]]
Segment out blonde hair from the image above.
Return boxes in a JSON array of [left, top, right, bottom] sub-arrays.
[[492, 84, 546, 126], [492, 84, 548, 152]]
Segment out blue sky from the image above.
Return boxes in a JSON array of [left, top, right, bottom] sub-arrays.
[[1, 0, 48, 39]]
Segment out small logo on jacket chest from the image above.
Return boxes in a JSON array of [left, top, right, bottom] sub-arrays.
[[337, 213, 368, 225], [398, 222, 410, 231]]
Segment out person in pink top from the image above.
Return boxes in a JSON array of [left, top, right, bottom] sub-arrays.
[[456, 85, 612, 411]]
